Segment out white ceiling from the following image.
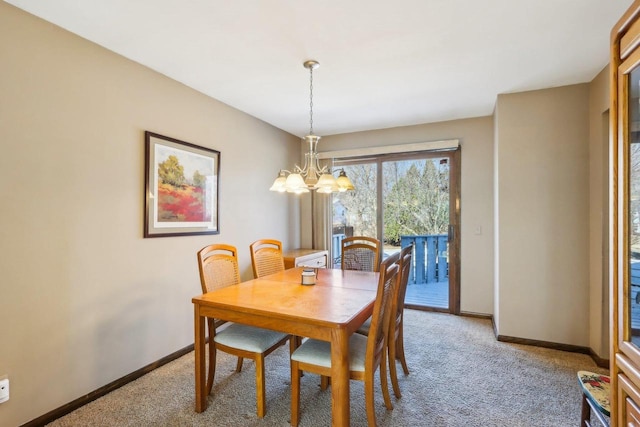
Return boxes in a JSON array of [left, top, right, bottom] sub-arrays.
[[5, 0, 634, 137]]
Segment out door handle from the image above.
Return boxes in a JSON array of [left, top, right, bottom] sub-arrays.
[[448, 225, 454, 242]]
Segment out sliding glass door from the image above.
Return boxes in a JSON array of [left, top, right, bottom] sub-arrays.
[[331, 149, 460, 313]]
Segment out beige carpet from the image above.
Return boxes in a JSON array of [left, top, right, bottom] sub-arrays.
[[46, 310, 607, 426]]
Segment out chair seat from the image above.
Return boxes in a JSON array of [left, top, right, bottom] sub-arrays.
[[214, 323, 288, 353], [578, 371, 611, 416], [291, 334, 368, 372]]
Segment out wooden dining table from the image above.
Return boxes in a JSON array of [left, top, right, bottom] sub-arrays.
[[192, 267, 380, 427]]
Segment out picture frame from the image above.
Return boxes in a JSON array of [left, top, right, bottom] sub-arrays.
[[144, 131, 220, 238]]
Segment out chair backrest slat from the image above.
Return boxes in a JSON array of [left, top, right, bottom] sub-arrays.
[[366, 251, 400, 370], [394, 244, 413, 325]]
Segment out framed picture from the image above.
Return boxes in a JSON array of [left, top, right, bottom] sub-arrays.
[[144, 131, 220, 238]]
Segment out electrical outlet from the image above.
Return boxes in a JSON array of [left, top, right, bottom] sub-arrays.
[[0, 378, 9, 403]]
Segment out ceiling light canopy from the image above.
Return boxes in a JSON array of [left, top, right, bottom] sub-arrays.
[[270, 60, 354, 194]]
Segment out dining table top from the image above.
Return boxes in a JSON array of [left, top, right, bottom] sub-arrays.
[[192, 267, 380, 329], [270, 267, 381, 290]]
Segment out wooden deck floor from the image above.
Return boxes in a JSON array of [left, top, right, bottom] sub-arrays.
[[404, 280, 449, 309]]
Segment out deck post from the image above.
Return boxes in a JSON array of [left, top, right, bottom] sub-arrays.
[[426, 236, 436, 283], [437, 235, 448, 282]]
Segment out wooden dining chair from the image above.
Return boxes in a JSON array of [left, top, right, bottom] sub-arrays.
[[388, 244, 413, 397], [289, 253, 400, 427], [197, 243, 291, 418], [356, 244, 412, 398], [249, 238, 286, 278], [341, 236, 382, 272]]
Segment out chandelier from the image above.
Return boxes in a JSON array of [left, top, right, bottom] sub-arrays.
[[269, 60, 355, 194]]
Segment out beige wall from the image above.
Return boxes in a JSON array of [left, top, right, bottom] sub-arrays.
[[494, 84, 590, 345], [588, 66, 611, 358], [0, 3, 299, 425], [320, 117, 496, 315]]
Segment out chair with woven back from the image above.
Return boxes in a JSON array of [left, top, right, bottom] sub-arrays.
[[341, 236, 382, 272], [289, 251, 401, 427], [249, 239, 286, 278], [196, 243, 291, 418]]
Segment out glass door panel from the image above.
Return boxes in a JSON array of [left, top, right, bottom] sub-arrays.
[[382, 157, 450, 309], [628, 64, 640, 348], [331, 162, 377, 268]]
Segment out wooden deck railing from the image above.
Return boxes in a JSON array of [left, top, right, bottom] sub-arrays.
[[332, 233, 346, 264], [400, 234, 448, 284], [330, 233, 448, 284]]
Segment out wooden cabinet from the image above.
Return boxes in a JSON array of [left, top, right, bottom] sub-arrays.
[[612, 2, 640, 424], [619, 372, 640, 426], [628, 396, 640, 426], [282, 249, 328, 269]]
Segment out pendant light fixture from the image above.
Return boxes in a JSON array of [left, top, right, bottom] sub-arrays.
[[269, 60, 355, 194]]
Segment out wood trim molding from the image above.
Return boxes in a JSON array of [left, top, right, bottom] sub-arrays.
[[404, 304, 449, 314], [496, 334, 610, 368], [466, 313, 610, 367], [496, 334, 590, 354], [460, 310, 493, 320], [621, 16, 640, 59], [590, 348, 611, 369], [20, 344, 194, 427], [317, 138, 459, 160], [615, 0, 640, 59], [418, 310, 610, 366]]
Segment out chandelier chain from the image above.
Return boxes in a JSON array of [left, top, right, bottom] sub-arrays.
[[309, 66, 314, 135]]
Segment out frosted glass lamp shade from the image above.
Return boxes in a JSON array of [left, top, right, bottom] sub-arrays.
[[269, 171, 288, 192], [336, 170, 355, 191]]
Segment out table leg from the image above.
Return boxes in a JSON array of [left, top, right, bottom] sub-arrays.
[[331, 328, 350, 427], [194, 304, 207, 412]]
